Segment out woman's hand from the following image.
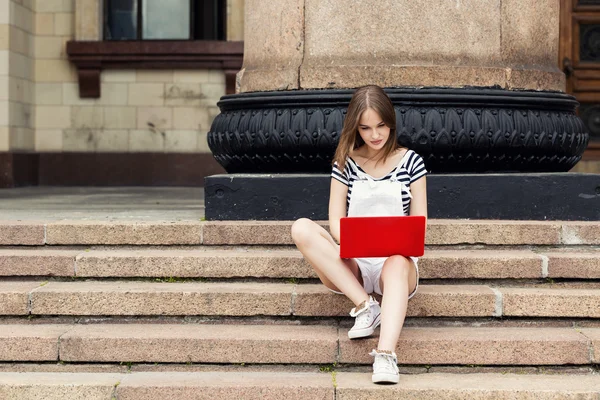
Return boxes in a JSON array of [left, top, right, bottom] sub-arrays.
[[328, 178, 349, 243]]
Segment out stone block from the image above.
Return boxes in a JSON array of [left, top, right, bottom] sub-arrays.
[[501, 287, 600, 318], [95, 129, 128, 152], [426, 220, 561, 245], [35, 83, 63, 105], [0, 281, 40, 314], [103, 107, 136, 129], [127, 83, 164, 106], [60, 324, 338, 363], [239, 0, 303, 92], [173, 70, 210, 83], [0, 372, 122, 400], [117, 372, 333, 400], [97, 82, 128, 106], [172, 107, 209, 130], [102, 70, 136, 83], [75, 249, 312, 278], [71, 106, 103, 129], [561, 222, 600, 245], [202, 221, 297, 245], [0, 221, 45, 245], [580, 328, 600, 363], [35, 129, 63, 151], [197, 131, 209, 152], [0, 25, 7, 51], [128, 129, 164, 152], [35, 59, 76, 82], [0, 126, 8, 150], [9, 25, 28, 55], [164, 130, 197, 153], [136, 70, 174, 83], [545, 251, 600, 279], [136, 107, 172, 130], [164, 83, 203, 106], [339, 327, 591, 365], [10, 126, 35, 150], [33, 36, 65, 59], [335, 372, 600, 399], [34, 13, 54, 36], [54, 12, 73, 36], [293, 285, 495, 317], [0, 324, 69, 361], [62, 129, 97, 151], [419, 250, 542, 279], [75, 0, 100, 40], [500, 0, 559, 67], [0, 249, 76, 276], [35, 106, 71, 129], [30, 281, 294, 316], [45, 221, 202, 245]]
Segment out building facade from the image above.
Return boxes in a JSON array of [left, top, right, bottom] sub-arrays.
[[0, 0, 598, 187]]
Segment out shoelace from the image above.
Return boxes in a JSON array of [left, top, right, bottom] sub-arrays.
[[369, 350, 399, 374], [349, 302, 371, 328]]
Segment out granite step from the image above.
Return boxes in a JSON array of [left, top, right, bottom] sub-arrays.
[[1, 220, 599, 246], [1, 280, 600, 318], [1, 324, 598, 365], [1, 371, 599, 399], [1, 248, 599, 280]]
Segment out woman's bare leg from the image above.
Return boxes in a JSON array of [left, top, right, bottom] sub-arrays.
[[291, 218, 369, 306], [377, 255, 417, 351]]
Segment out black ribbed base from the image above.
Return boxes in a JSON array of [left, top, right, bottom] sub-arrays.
[[208, 88, 589, 173]]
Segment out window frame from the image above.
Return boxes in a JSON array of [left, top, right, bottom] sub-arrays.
[[103, 0, 227, 41], [67, 0, 241, 99]]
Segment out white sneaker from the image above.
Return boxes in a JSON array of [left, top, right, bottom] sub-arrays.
[[369, 349, 400, 384], [348, 296, 381, 339]]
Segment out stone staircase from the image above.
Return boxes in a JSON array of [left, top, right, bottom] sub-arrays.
[[0, 219, 599, 398]]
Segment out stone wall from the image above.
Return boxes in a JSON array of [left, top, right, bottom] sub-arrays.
[[1, 0, 35, 152], [1, 0, 240, 154]]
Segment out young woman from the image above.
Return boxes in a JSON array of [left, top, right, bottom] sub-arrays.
[[291, 85, 428, 384]]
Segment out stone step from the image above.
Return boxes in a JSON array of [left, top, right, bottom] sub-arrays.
[[1, 324, 598, 365], [1, 220, 599, 246], [1, 248, 599, 280], [2, 280, 600, 318], [1, 371, 599, 399]]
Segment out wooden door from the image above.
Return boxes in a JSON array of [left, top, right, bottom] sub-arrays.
[[560, 0, 600, 161]]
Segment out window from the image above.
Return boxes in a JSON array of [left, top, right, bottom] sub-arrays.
[[104, 0, 226, 41]]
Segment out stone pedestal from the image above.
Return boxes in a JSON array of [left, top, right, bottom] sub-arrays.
[[208, 0, 589, 174]]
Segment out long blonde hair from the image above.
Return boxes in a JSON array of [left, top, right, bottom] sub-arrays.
[[332, 85, 399, 169]]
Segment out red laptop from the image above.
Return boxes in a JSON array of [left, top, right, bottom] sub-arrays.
[[339, 216, 426, 258]]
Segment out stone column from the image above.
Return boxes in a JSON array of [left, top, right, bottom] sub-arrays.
[[208, 0, 588, 173]]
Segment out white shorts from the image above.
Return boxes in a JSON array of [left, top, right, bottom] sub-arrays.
[[329, 256, 419, 299]]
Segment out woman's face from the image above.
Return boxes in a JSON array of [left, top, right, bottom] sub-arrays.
[[358, 108, 391, 153]]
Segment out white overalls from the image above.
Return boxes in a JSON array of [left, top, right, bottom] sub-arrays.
[[333, 153, 420, 298]]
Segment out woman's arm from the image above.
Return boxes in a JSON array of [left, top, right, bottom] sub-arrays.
[[328, 178, 349, 243], [409, 176, 428, 221]]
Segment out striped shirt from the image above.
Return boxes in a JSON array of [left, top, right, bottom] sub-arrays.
[[332, 149, 427, 216]]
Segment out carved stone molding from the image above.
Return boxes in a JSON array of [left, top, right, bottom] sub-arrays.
[[208, 88, 589, 173]]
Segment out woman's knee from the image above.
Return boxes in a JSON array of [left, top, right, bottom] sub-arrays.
[[381, 255, 411, 279], [291, 218, 317, 246]]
